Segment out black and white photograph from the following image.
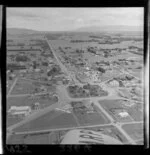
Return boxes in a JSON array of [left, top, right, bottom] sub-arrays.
[[5, 7, 148, 147]]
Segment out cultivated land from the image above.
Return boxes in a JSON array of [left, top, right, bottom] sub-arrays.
[[7, 30, 144, 145]]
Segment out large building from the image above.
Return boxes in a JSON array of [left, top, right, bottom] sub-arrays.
[[8, 106, 31, 117]]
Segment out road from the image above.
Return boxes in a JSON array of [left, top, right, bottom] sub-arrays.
[[7, 77, 18, 97], [14, 120, 143, 135], [46, 38, 81, 85]]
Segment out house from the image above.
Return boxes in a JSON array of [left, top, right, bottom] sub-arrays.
[[109, 80, 119, 87], [19, 69, 27, 73], [118, 111, 129, 118]]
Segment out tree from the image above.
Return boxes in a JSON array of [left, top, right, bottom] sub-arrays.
[[15, 55, 29, 62], [42, 62, 48, 66], [97, 67, 105, 73]]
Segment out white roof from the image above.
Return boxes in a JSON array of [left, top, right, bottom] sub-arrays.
[[9, 106, 31, 111], [61, 129, 122, 144], [118, 111, 129, 117]]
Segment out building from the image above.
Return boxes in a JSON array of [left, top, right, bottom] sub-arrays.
[[118, 111, 129, 118], [34, 102, 40, 110], [19, 69, 27, 73], [8, 106, 31, 117], [35, 68, 41, 72], [109, 80, 119, 87]]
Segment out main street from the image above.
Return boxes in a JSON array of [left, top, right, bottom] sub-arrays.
[[46, 38, 81, 85]]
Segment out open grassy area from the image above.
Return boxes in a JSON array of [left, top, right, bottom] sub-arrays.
[[10, 78, 56, 95], [7, 95, 58, 110], [7, 132, 50, 144], [13, 110, 78, 132], [122, 123, 143, 141], [10, 78, 42, 95], [70, 101, 110, 126], [7, 115, 23, 127]]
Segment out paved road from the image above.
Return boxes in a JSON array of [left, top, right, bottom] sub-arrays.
[[46, 39, 80, 85], [14, 120, 143, 135], [13, 123, 113, 135]]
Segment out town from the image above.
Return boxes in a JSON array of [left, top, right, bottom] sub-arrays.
[[6, 8, 144, 145]]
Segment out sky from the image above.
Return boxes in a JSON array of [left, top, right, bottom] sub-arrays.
[[7, 7, 144, 31]]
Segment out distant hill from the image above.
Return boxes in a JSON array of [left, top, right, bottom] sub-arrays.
[[7, 28, 40, 35], [75, 25, 143, 33], [7, 28, 68, 35]]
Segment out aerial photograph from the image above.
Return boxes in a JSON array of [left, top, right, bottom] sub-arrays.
[[6, 7, 144, 145]]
